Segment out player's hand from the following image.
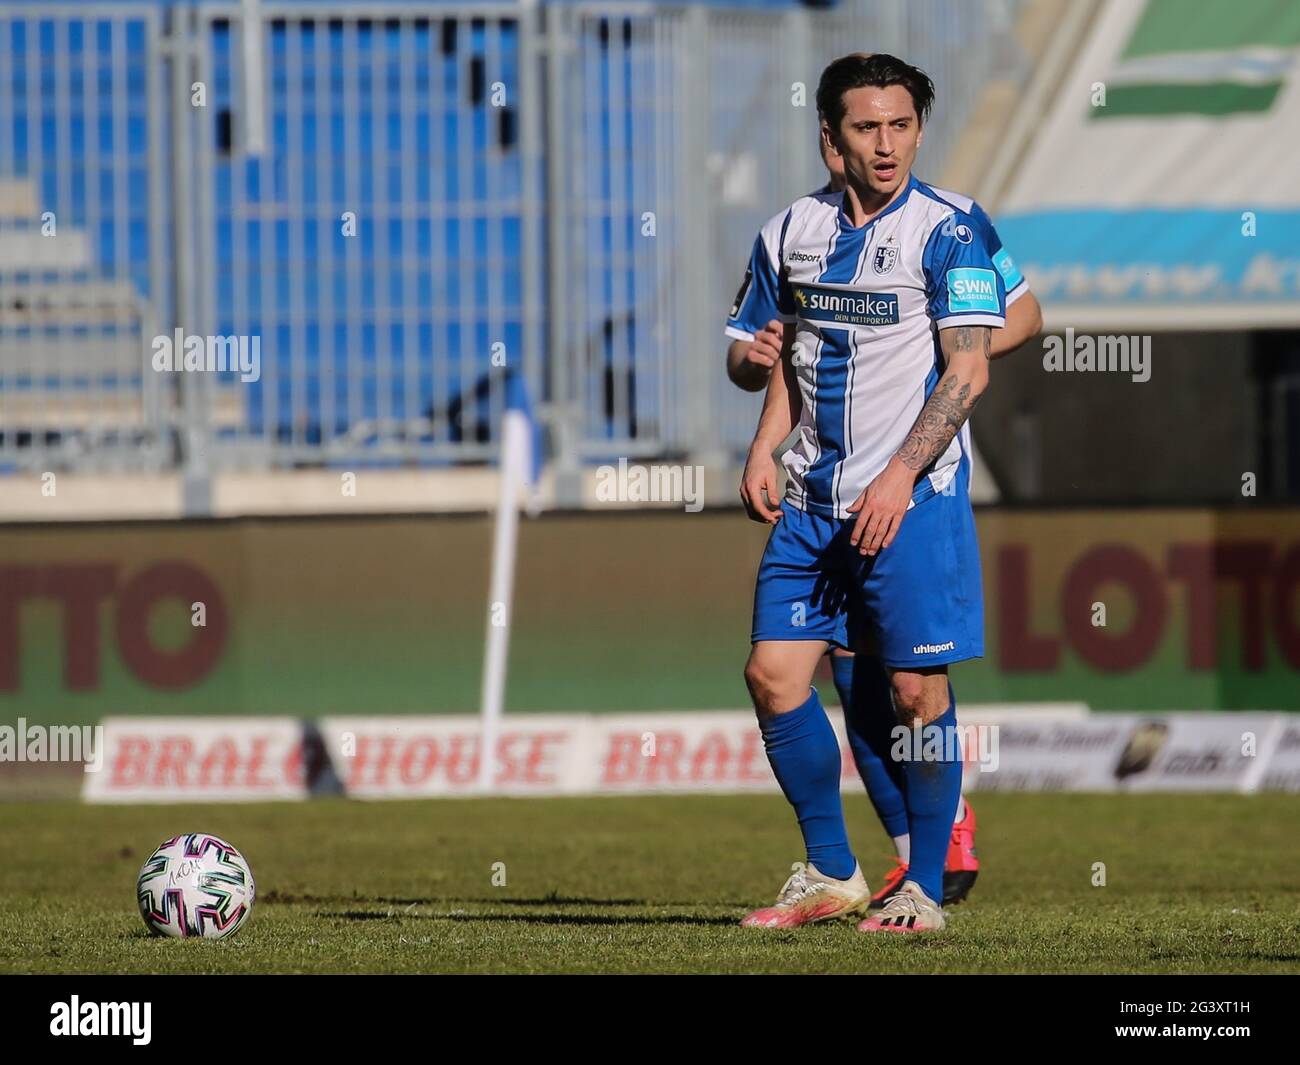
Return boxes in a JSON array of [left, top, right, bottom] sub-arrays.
[[740, 449, 783, 524], [847, 460, 913, 556], [743, 320, 785, 375]]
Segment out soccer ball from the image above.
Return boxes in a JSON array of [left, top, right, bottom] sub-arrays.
[[136, 833, 255, 939]]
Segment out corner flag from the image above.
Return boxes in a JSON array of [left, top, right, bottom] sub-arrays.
[[478, 370, 542, 790]]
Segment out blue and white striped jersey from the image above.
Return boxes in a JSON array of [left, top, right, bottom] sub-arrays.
[[726, 177, 1012, 518], [726, 181, 1028, 343]]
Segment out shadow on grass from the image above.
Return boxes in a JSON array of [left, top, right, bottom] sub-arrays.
[[263, 890, 751, 908], [321, 909, 739, 927]]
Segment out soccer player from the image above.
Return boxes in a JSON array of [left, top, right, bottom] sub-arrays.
[[734, 53, 1006, 933], [725, 112, 1040, 910]]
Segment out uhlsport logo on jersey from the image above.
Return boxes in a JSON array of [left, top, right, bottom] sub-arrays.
[[945, 268, 999, 313], [792, 284, 899, 326]]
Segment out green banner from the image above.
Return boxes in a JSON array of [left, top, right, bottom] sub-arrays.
[[1, 508, 1298, 727]]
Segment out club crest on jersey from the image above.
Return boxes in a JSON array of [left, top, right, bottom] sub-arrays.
[[872, 243, 898, 275], [792, 284, 899, 326]]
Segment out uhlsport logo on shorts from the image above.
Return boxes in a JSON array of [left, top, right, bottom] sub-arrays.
[[945, 268, 999, 313], [913, 640, 956, 655], [792, 284, 899, 326]]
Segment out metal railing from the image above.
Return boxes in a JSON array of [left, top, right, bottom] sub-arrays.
[[0, 4, 174, 473], [0, 0, 1027, 504]]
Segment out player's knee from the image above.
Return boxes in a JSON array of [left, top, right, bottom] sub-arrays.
[[743, 655, 776, 711], [744, 654, 798, 717], [890, 674, 944, 725]]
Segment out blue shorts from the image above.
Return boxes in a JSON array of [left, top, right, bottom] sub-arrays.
[[750, 487, 984, 670]]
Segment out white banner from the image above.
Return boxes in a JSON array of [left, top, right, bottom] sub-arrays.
[[963, 715, 1137, 793], [1259, 719, 1300, 791], [83, 717, 309, 803], [1118, 713, 1282, 793], [319, 715, 592, 798], [81, 708, 1295, 801]]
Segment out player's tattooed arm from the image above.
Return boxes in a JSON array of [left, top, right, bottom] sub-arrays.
[[894, 326, 990, 472], [848, 324, 991, 556]]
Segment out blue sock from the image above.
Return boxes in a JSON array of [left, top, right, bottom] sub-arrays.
[[759, 687, 856, 881], [829, 654, 855, 713], [900, 689, 962, 903], [835, 654, 909, 840]]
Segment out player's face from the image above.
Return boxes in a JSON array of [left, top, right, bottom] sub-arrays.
[[824, 84, 922, 199]]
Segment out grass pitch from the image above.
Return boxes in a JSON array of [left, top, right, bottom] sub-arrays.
[[1, 793, 1297, 974]]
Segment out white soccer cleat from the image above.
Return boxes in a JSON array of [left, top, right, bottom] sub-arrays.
[[740, 861, 871, 929], [857, 880, 946, 934]]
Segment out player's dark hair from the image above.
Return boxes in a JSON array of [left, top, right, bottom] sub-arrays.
[[816, 53, 935, 133]]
